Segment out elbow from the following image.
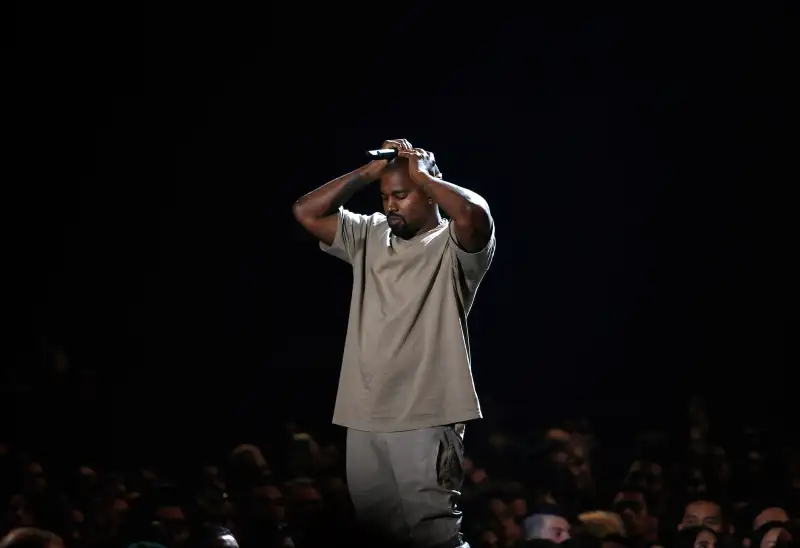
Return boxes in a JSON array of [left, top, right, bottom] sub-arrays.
[[292, 200, 316, 233], [452, 200, 493, 252], [457, 196, 491, 228], [292, 200, 308, 224]]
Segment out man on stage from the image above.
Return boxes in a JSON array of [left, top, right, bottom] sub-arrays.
[[292, 138, 495, 548]]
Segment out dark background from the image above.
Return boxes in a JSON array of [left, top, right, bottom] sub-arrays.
[[7, 3, 790, 454]]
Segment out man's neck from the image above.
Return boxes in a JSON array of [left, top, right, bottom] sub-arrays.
[[395, 213, 443, 241], [417, 212, 442, 235]]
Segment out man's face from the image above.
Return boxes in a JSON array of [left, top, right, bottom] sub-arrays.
[[109, 498, 129, 526], [627, 460, 663, 494], [680, 501, 723, 533], [287, 484, 323, 521], [510, 498, 528, 519], [540, 515, 571, 543], [252, 485, 284, 522], [613, 491, 647, 535], [488, 498, 507, 518], [380, 164, 431, 240], [568, 445, 594, 492], [696, 528, 718, 548], [155, 505, 189, 545]]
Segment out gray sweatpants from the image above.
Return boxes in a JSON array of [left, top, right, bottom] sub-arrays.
[[346, 424, 468, 548]]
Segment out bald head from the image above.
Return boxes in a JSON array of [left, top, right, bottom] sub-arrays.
[[0, 528, 64, 548], [753, 507, 789, 532], [524, 513, 571, 543]]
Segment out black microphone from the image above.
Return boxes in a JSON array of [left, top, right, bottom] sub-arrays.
[[366, 148, 398, 160]]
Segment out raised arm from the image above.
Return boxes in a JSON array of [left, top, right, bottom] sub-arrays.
[[397, 148, 493, 253], [292, 160, 385, 246]]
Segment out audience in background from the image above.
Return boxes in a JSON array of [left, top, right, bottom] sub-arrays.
[[1, 344, 796, 548]]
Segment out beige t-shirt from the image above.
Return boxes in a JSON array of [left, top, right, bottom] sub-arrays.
[[320, 207, 496, 432]]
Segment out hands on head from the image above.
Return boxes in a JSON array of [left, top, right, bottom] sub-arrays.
[[365, 139, 442, 182]]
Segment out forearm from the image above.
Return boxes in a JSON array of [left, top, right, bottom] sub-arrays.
[[292, 165, 375, 220]]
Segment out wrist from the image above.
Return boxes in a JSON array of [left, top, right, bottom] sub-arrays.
[[413, 171, 436, 190], [360, 161, 386, 183]]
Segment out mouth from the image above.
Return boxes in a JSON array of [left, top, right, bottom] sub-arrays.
[[387, 215, 404, 225]]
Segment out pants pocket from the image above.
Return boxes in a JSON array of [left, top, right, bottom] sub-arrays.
[[436, 426, 465, 492]]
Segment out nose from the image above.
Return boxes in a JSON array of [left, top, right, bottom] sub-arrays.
[[386, 197, 399, 212]]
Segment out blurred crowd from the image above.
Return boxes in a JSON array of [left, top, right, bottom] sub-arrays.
[[1, 343, 797, 548]]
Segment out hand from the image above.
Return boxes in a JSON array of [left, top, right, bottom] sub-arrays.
[[397, 147, 442, 183], [362, 139, 414, 181], [382, 138, 413, 151]]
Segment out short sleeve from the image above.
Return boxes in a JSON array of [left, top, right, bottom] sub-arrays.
[[319, 207, 371, 265], [449, 220, 496, 289]]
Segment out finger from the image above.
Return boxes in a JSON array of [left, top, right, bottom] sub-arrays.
[[415, 148, 434, 161], [382, 140, 401, 150], [383, 139, 411, 151], [382, 139, 411, 150]]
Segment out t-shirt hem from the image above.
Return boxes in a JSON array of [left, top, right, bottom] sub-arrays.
[[332, 412, 482, 433]]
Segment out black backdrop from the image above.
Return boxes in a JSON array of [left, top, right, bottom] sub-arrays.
[[7, 3, 790, 460]]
